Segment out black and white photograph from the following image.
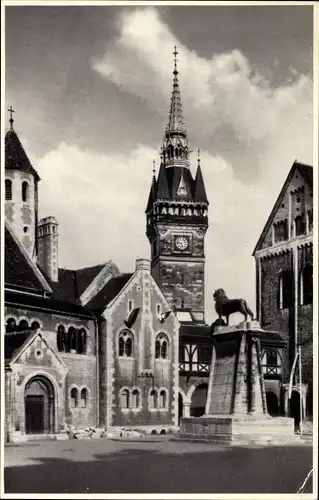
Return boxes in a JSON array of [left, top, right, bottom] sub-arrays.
[[1, 1, 317, 496]]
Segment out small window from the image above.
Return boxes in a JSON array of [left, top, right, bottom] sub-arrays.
[[274, 220, 288, 243], [57, 325, 66, 352], [6, 318, 17, 333], [155, 333, 169, 359], [159, 390, 167, 409], [70, 388, 78, 408], [149, 389, 157, 409], [19, 319, 29, 331], [131, 389, 140, 409], [68, 327, 77, 352], [120, 389, 130, 409], [294, 215, 305, 237], [5, 179, 12, 200], [22, 181, 29, 202], [118, 330, 134, 357], [78, 328, 87, 354], [80, 388, 88, 408], [31, 321, 40, 331], [128, 300, 133, 312]]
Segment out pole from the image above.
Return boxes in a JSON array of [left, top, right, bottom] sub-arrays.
[[299, 344, 303, 435]]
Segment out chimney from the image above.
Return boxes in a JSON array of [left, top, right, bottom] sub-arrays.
[[135, 258, 151, 272], [37, 216, 59, 282]]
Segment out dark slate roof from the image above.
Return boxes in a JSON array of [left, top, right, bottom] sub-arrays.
[[48, 268, 78, 304], [42, 264, 105, 305], [194, 165, 208, 203], [166, 166, 195, 201], [76, 264, 106, 296], [253, 160, 313, 254], [5, 330, 33, 361], [146, 176, 157, 212], [5, 226, 47, 294], [87, 273, 133, 311], [5, 129, 40, 181], [5, 289, 95, 318], [156, 163, 170, 199]]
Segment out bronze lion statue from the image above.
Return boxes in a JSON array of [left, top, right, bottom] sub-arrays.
[[213, 288, 254, 326]]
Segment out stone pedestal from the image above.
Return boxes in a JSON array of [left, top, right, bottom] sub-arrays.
[[178, 321, 299, 445]]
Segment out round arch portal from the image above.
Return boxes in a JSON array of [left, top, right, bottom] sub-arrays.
[[24, 376, 55, 434]]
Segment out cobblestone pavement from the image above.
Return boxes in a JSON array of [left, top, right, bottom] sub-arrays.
[[4, 436, 314, 494]]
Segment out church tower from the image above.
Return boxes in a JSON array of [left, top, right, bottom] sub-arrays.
[[146, 48, 209, 323], [5, 107, 40, 258]]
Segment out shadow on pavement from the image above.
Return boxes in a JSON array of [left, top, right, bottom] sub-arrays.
[[4, 445, 313, 494]]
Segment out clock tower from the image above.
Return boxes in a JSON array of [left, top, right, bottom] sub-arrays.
[[146, 48, 209, 323]]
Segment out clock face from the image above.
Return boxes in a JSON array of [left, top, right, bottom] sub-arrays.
[[174, 236, 189, 251]]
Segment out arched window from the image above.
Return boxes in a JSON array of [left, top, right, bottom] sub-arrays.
[[78, 328, 87, 354], [5, 179, 12, 200], [278, 271, 292, 310], [149, 389, 157, 409], [6, 318, 17, 333], [118, 330, 134, 357], [68, 327, 77, 352], [120, 388, 130, 409], [300, 265, 313, 306], [70, 388, 78, 408], [131, 389, 140, 409], [31, 321, 40, 331], [294, 215, 305, 237], [155, 333, 169, 359], [159, 390, 167, 409], [22, 181, 29, 202], [80, 388, 88, 408], [57, 325, 66, 352], [19, 319, 29, 331]]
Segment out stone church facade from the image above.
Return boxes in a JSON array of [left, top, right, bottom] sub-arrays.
[[4, 52, 313, 442], [253, 161, 313, 422]]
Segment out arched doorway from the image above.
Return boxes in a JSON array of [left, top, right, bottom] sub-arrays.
[[190, 384, 208, 417], [266, 392, 279, 416], [25, 377, 55, 434], [178, 393, 184, 424], [289, 390, 301, 431]]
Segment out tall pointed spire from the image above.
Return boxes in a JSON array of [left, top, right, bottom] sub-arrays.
[[162, 47, 189, 169], [166, 46, 186, 134]]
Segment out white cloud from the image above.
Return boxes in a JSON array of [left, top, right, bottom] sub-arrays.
[[35, 7, 313, 325]]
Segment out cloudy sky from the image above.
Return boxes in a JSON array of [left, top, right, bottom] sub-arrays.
[[5, 4, 314, 322]]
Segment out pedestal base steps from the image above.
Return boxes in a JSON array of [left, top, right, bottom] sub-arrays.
[[178, 415, 304, 446]]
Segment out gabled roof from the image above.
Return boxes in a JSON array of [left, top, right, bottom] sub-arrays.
[[5, 129, 40, 181], [146, 175, 157, 212], [86, 273, 133, 312], [165, 166, 195, 200], [253, 160, 313, 255], [5, 222, 51, 294]]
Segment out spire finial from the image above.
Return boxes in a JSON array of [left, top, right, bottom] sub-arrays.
[[173, 45, 178, 75], [152, 159, 156, 177], [8, 105, 15, 130], [197, 148, 201, 166]]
